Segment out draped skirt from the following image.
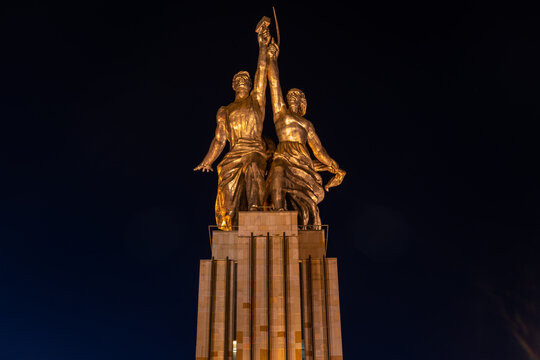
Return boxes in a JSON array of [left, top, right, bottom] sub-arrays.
[[267, 141, 324, 226], [215, 138, 267, 230]]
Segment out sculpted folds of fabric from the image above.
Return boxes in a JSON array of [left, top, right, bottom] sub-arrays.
[[215, 138, 267, 230], [267, 141, 325, 226], [194, 15, 345, 229]]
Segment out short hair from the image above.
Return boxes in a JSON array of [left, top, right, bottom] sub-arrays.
[[232, 71, 252, 91], [286, 88, 307, 116]]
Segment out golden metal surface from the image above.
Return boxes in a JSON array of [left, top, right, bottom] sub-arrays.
[[266, 39, 346, 226], [195, 15, 345, 230], [194, 17, 271, 230]]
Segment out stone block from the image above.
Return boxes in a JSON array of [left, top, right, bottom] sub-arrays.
[[238, 211, 298, 237], [298, 230, 326, 259]]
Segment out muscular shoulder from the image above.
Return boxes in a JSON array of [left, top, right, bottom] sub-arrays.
[[248, 93, 263, 108], [292, 112, 312, 132], [302, 117, 313, 129], [216, 106, 228, 124], [218, 104, 230, 114]]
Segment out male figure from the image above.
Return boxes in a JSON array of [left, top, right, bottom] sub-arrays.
[[266, 39, 346, 226], [194, 17, 271, 230]]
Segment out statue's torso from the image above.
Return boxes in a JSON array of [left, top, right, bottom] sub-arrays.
[[275, 111, 308, 144], [224, 96, 264, 147]]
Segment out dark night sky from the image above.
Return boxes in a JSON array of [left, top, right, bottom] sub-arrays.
[[1, 1, 539, 359]]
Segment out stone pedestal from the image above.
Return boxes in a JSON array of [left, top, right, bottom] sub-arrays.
[[195, 211, 343, 360]]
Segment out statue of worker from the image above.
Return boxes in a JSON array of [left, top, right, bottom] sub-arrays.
[[266, 38, 346, 227], [194, 17, 272, 231]]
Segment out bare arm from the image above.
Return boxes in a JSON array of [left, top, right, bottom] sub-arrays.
[[251, 21, 270, 106], [194, 107, 228, 172], [267, 39, 286, 119], [307, 121, 346, 191], [307, 121, 339, 172]]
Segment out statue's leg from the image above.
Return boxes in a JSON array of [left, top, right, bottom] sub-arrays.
[[245, 158, 265, 210], [216, 158, 243, 230], [311, 202, 321, 229], [216, 177, 234, 230], [269, 163, 285, 211]]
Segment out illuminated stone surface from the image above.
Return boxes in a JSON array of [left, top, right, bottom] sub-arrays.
[[196, 211, 343, 359]]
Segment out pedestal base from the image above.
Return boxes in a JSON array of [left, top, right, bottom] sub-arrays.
[[195, 211, 343, 360]]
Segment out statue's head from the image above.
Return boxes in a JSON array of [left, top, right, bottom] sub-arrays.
[[232, 71, 252, 92], [286, 88, 307, 116]]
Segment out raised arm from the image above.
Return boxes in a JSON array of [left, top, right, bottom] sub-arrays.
[[267, 39, 287, 119], [193, 107, 228, 172], [251, 17, 271, 106]]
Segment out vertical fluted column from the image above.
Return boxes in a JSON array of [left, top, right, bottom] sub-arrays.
[[269, 234, 286, 359], [285, 234, 303, 360], [310, 259, 329, 360], [253, 236, 270, 359], [195, 260, 212, 360], [236, 235, 251, 359], [325, 258, 343, 360]]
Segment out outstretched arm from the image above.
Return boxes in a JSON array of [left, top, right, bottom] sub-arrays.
[[251, 18, 271, 106], [267, 39, 286, 119], [307, 122, 346, 190], [194, 107, 227, 172]]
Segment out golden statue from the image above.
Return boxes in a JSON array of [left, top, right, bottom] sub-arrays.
[[194, 17, 271, 231], [266, 39, 346, 227]]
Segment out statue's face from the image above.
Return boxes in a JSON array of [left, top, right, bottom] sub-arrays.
[[287, 89, 307, 116], [232, 72, 252, 92]]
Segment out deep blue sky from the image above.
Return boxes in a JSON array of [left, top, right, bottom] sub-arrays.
[[1, 1, 539, 359]]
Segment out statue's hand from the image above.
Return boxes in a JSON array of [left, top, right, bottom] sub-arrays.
[[267, 38, 279, 59], [324, 169, 346, 191], [258, 27, 271, 47], [194, 163, 213, 172], [256, 16, 271, 46]]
